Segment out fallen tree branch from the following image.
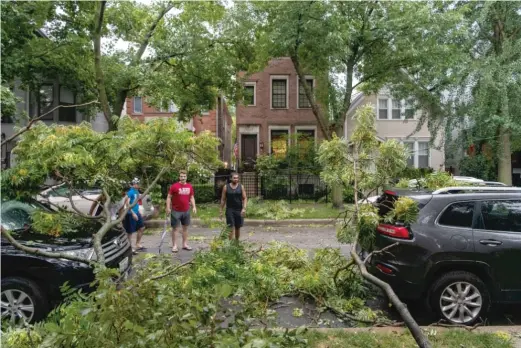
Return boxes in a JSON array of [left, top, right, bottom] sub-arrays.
[[1, 100, 99, 146], [1, 228, 93, 265], [333, 259, 355, 289], [363, 242, 399, 265], [351, 246, 432, 348], [148, 259, 194, 282]]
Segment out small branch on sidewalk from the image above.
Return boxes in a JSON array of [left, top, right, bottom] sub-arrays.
[[428, 319, 482, 331]]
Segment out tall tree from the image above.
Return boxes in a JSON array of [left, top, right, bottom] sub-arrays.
[[1, 1, 255, 130], [239, 1, 463, 206], [387, 2, 521, 185]]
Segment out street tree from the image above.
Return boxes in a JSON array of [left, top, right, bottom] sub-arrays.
[[1, 118, 221, 265], [388, 1, 521, 185], [1, 0, 255, 129], [318, 104, 431, 347], [240, 1, 463, 206]]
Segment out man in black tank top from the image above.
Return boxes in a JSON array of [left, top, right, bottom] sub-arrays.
[[219, 172, 248, 240]]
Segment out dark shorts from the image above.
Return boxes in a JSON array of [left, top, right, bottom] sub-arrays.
[[171, 210, 191, 227], [226, 209, 243, 228], [123, 211, 144, 234]]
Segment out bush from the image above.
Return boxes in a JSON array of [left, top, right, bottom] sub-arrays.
[[459, 154, 497, 181], [398, 167, 434, 180], [193, 184, 215, 203], [343, 186, 354, 203]]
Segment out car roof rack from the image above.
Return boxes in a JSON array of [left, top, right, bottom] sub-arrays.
[[432, 186, 521, 195]]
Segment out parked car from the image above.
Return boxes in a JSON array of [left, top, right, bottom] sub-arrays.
[[364, 186, 521, 325], [38, 184, 156, 220], [1, 199, 132, 325], [482, 181, 507, 187]]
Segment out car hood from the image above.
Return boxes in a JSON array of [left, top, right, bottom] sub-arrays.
[[3, 225, 123, 251]]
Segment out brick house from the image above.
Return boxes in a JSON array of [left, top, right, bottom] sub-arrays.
[[124, 96, 233, 165], [236, 58, 324, 168]]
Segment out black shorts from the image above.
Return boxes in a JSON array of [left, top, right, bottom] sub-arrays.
[[171, 210, 191, 227], [123, 212, 144, 234], [226, 209, 243, 228]]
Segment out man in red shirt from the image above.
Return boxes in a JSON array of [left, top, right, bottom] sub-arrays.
[[166, 170, 197, 252]]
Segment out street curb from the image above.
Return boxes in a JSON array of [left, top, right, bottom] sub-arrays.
[[302, 325, 521, 334], [144, 218, 341, 228]]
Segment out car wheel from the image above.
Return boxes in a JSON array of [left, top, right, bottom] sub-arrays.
[[1, 277, 49, 325], [430, 271, 490, 325]]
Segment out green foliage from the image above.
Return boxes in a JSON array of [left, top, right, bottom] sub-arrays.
[[459, 155, 497, 181], [246, 199, 306, 220], [30, 211, 100, 238], [384, 197, 419, 225], [0, 86, 20, 121], [4, 239, 380, 347], [398, 167, 434, 180], [193, 184, 215, 204]]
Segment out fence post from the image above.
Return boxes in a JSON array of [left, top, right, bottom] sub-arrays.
[[326, 184, 328, 204]]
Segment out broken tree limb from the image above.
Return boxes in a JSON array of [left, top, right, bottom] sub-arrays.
[[351, 246, 432, 348]]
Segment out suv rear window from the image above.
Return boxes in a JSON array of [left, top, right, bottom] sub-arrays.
[[438, 202, 475, 228], [480, 200, 521, 232]]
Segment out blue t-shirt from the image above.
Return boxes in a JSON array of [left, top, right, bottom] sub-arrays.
[[127, 187, 140, 214]]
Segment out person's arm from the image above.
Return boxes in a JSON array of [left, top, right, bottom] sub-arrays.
[[190, 185, 197, 214], [241, 184, 248, 217], [219, 185, 227, 218], [166, 184, 173, 215]]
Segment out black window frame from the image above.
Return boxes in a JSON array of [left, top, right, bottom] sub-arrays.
[[58, 85, 76, 122], [437, 201, 477, 229], [244, 85, 255, 106], [271, 79, 287, 109], [298, 79, 313, 108]]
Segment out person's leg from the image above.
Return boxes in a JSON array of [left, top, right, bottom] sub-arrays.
[[234, 210, 243, 240], [136, 213, 145, 249], [225, 209, 235, 239], [171, 211, 180, 252], [181, 211, 191, 249]]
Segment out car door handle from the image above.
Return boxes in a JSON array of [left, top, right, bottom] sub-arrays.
[[479, 239, 503, 246]]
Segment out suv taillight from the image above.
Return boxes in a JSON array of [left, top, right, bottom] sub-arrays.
[[377, 224, 410, 239]]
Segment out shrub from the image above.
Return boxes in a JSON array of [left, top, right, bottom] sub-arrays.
[[459, 154, 497, 181], [193, 184, 215, 203]]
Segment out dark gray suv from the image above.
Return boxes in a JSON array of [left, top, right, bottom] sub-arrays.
[[366, 188, 521, 325]]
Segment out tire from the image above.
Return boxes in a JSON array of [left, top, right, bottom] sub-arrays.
[[1, 277, 49, 325], [429, 271, 490, 325]]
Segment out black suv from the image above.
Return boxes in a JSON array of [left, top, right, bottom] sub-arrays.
[[1, 199, 132, 325], [366, 188, 521, 325]]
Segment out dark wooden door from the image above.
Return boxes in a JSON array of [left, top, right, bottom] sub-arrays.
[[241, 134, 257, 162]]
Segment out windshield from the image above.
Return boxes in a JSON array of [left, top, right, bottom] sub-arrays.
[[1, 200, 48, 231]]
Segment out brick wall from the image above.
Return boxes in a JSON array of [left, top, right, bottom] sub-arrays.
[[236, 57, 324, 159]]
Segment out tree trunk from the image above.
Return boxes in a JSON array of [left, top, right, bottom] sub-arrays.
[[498, 127, 512, 185], [93, 1, 115, 131], [331, 124, 345, 208]]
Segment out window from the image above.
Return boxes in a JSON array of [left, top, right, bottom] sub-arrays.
[[418, 142, 429, 168], [0, 201, 38, 231], [438, 202, 475, 228], [405, 99, 414, 119], [59, 86, 76, 122], [404, 142, 414, 167], [480, 200, 521, 232], [133, 96, 143, 114], [298, 79, 313, 108], [296, 129, 315, 157], [244, 85, 255, 106], [378, 97, 416, 120], [272, 79, 287, 109], [378, 98, 388, 119], [270, 129, 289, 158], [392, 99, 401, 119], [39, 84, 54, 120], [168, 101, 177, 113]]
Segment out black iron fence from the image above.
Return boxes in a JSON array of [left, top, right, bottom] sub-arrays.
[[213, 171, 329, 203]]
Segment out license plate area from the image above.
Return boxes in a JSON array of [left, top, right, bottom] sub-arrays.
[[119, 257, 129, 273]]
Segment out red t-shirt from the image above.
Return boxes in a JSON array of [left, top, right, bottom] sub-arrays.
[[169, 182, 194, 212]]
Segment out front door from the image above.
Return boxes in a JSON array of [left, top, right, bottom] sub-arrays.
[[241, 134, 257, 164], [473, 199, 521, 302]]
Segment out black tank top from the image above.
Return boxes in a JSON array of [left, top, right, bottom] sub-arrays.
[[226, 183, 243, 210]]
